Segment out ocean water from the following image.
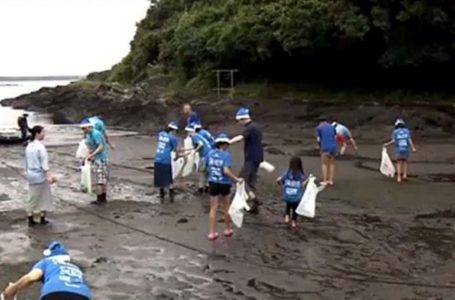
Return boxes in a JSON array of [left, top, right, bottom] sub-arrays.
[[0, 80, 71, 127]]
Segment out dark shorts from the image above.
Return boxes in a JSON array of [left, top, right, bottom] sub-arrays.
[[239, 161, 259, 192], [42, 292, 90, 300], [154, 162, 173, 188], [209, 182, 231, 197]]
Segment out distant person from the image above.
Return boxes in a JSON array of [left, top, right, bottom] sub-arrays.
[[332, 122, 358, 155], [80, 118, 109, 205], [194, 123, 215, 148], [88, 116, 115, 150], [17, 113, 31, 139], [316, 116, 337, 185], [383, 118, 417, 183], [276, 156, 308, 229], [230, 108, 264, 214], [1, 241, 91, 300], [185, 122, 213, 194], [25, 126, 55, 227], [206, 133, 243, 240], [154, 121, 179, 203], [183, 103, 200, 126]]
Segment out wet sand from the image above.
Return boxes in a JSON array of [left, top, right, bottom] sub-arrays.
[[1, 124, 455, 300]]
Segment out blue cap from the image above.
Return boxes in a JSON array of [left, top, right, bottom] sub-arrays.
[[215, 133, 230, 144], [43, 241, 68, 257], [185, 122, 197, 132], [236, 107, 250, 120], [395, 118, 405, 126], [80, 117, 93, 128], [168, 121, 179, 130]]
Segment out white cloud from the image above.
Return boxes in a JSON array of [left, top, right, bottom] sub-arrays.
[[0, 0, 149, 76]]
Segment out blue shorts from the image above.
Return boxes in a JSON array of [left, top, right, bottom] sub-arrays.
[[321, 146, 338, 157], [396, 151, 410, 160]]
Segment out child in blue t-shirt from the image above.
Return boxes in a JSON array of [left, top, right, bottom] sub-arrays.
[[276, 156, 308, 228], [384, 119, 417, 183], [206, 133, 243, 240], [154, 121, 179, 202]]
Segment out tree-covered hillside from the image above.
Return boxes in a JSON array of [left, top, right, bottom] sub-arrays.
[[109, 0, 455, 89]]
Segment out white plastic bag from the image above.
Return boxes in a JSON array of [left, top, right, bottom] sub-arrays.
[[76, 139, 89, 159], [171, 152, 184, 179], [228, 182, 250, 228], [380, 147, 395, 178], [182, 137, 196, 177], [194, 152, 200, 171], [80, 160, 92, 194], [296, 175, 320, 218], [259, 161, 275, 173]]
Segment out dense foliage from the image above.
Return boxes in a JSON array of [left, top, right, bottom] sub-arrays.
[[109, 0, 455, 88]]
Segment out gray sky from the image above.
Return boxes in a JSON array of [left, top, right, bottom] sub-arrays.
[[0, 0, 149, 76]]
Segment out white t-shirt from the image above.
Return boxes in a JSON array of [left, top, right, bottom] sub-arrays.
[[25, 140, 49, 184]]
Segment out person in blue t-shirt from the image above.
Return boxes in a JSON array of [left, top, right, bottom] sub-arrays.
[[2, 241, 91, 300], [183, 104, 201, 126], [316, 116, 338, 186], [383, 119, 417, 183], [185, 123, 213, 195], [88, 116, 115, 150], [154, 121, 179, 202], [206, 133, 243, 240], [194, 123, 216, 148], [276, 156, 308, 229], [81, 118, 110, 205]]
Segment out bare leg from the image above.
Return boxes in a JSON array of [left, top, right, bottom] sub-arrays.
[[222, 195, 231, 232], [396, 160, 402, 182], [209, 196, 218, 235], [340, 143, 347, 155], [328, 156, 336, 185], [321, 155, 328, 183], [403, 161, 408, 180]]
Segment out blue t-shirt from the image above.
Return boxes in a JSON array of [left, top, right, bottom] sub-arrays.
[[155, 131, 178, 165], [33, 256, 91, 300], [280, 171, 306, 203], [86, 129, 108, 163], [207, 149, 232, 185], [393, 128, 411, 154], [316, 122, 337, 153], [199, 129, 215, 147], [187, 112, 200, 126], [192, 133, 213, 160], [242, 121, 264, 164]]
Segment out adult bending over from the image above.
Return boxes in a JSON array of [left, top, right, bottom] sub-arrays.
[[1, 241, 91, 300]]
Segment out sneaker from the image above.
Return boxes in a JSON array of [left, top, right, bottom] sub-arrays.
[[40, 219, 50, 226], [208, 232, 219, 241], [224, 229, 234, 237], [90, 200, 102, 205], [28, 218, 38, 227]]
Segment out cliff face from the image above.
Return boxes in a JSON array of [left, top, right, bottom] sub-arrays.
[[1, 84, 171, 132]]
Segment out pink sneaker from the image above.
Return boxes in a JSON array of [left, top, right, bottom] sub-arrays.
[[224, 229, 234, 237], [208, 232, 219, 240]]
